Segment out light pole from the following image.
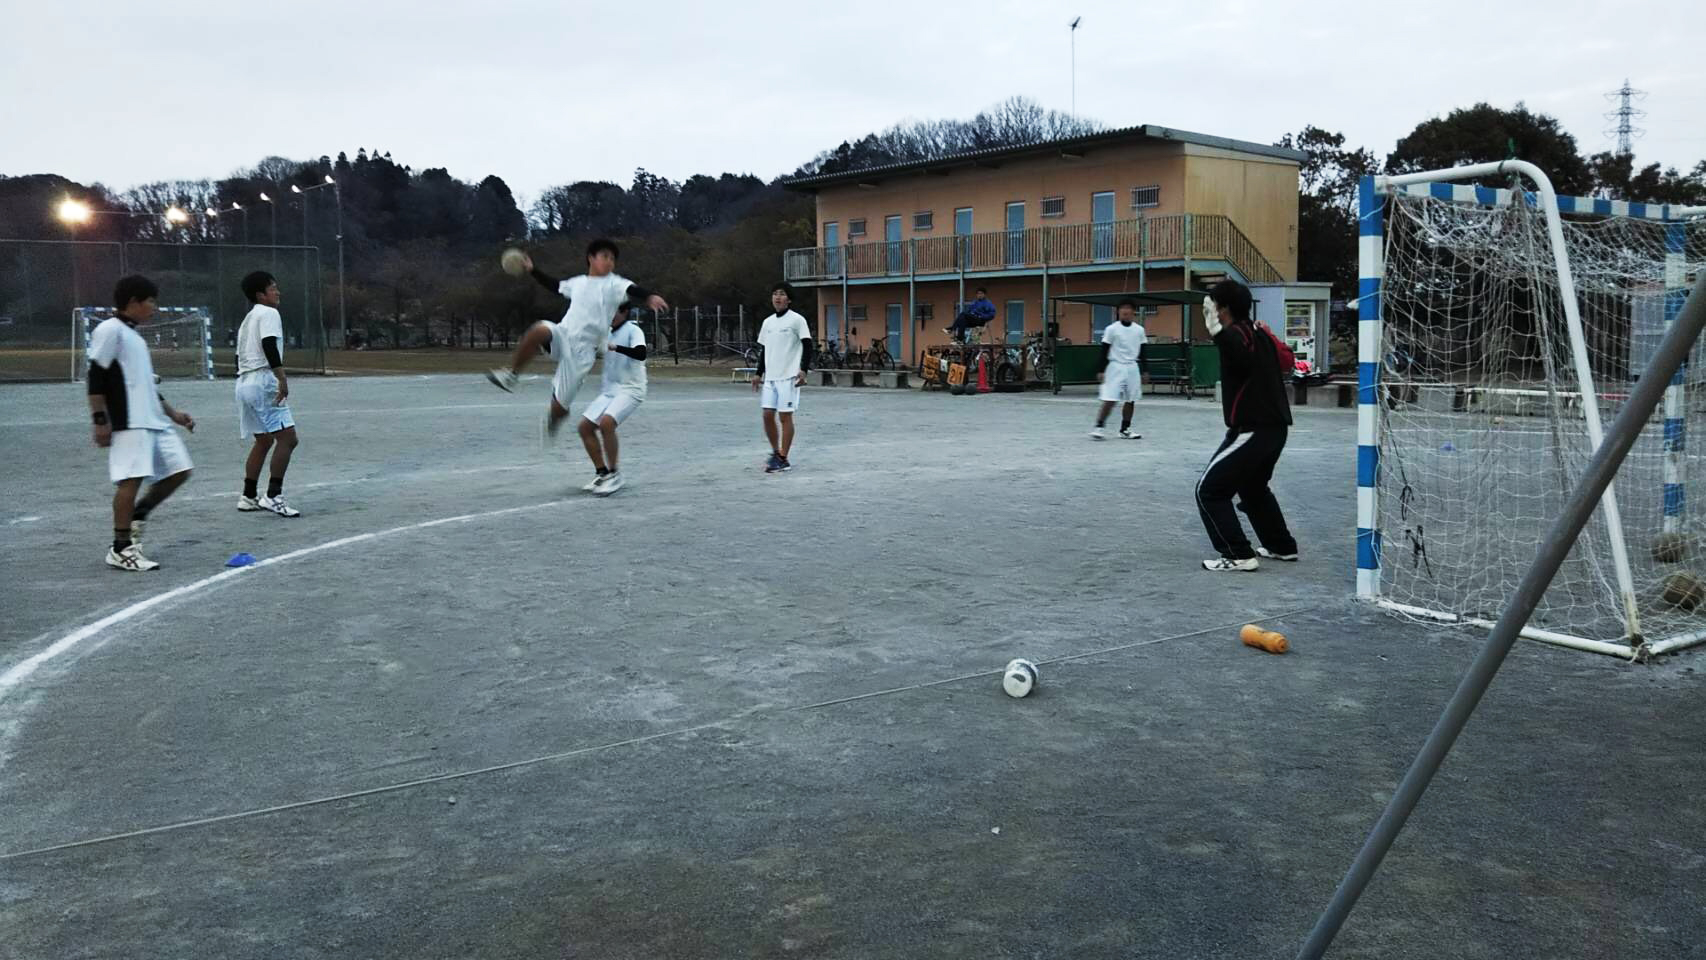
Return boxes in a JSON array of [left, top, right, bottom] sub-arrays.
[[292, 176, 341, 350], [1070, 16, 1081, 119], [259, 192, 277, 269]]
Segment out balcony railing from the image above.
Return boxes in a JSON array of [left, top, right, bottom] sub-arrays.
[[783, 213, 1285, 286]]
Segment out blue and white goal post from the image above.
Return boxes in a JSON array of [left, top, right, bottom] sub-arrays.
[[72, 306, 216, 382], [1356, 161, 1706, 658]]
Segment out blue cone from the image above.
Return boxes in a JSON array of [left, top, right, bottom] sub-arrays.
[[1440, 441, 1456, 452], [226, 552, 258, 567]]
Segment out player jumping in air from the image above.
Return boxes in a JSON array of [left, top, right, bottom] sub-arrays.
[[486, 239, 668, 487]]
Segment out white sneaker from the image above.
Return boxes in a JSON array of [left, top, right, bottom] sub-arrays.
[[594, 470, 624, 496], [582, 472, 608, 492], [129, 518, 146, 545], [238, 495, 261, 512], [1090, 427, 1106, 440], [1119, 429, 1142, 440], [486, 367, 519, 392], [106, 544, 160, 572], [1202, 557, 1259, 572], [258, 495, 301, 517], [1256, 547, 1299, 562]]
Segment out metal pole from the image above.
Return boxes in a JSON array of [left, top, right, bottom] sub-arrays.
[[907, 238, 916, 368], [1297, 271, 1706, 960], [335, 184, 346, 351]]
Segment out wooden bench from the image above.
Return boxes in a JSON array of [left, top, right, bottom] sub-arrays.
[[731, 367, 756, 383]]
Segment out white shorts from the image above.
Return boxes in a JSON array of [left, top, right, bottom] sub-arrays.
[[544, 323, 597, 409], [582, 391, 642, 426], [1098, 363, 1143, 403], [108, 428, 192, 485], [761, 378, 802, 412], [235, 370, 296, 439]]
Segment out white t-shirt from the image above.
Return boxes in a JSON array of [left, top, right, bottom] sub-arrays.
[[1101, 320, 1148, 365], [558, 273, 634, 359], [601, 320, 647, 399], [236, 304, 285, 375], [87, 317, 169, 431], [757, 310, 812, 382]]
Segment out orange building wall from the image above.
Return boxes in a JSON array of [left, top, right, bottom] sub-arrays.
[[1179, 146, 1300, 281], [812, 141, 1188, 244]]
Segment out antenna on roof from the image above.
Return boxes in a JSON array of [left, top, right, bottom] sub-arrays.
[[1070, 17, 1082, 119]]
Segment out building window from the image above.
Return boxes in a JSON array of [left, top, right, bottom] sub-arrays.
[[823, 221, 838, 245], [954, 208, 973, 235], [1092, 304, 1115, 338], [913, 211, 933, 231], [825, 304, 841, 344], [1041, 196, 1066, 218], [848, 304, 868, 332], [915, 303, 933, 325], [849, 218, 867, 238], [1131, 186, 1161, 209], [1005, 300, 1025, 340]]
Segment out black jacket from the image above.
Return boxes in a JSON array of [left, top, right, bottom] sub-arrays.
[[1213, 321, 1292, 429]]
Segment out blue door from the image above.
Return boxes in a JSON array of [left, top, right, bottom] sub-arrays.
[[954, 208, 973, 269], [1005, 202, 1025, 266], [824, 222, 841, 276], [825, 304, 841, 346], [1006, 300, 1025, 341], [1092, 191, 1115, 261], [885, 303, 903, 363], [885, 215, 903, 274]]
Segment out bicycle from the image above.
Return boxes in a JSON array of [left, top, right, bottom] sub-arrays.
[[1020, 332, 1055, 384], [818, 339, 845, 369], [865, 337, 895, 370]]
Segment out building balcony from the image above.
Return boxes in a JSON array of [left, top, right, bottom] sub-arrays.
[[783, 213, 1284, 287]]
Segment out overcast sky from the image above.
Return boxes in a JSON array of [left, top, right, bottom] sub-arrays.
[[4, 0, 1702, 206]]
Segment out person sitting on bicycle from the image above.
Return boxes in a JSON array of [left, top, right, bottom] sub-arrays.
[[944, 287, 997, 342]]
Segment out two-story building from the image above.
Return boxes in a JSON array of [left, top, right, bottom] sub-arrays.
[[781, 124, 1324, 373]]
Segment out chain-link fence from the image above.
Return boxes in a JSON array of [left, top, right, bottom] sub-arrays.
[[643, 305, 760, 365], [0, 240, 327, 381]]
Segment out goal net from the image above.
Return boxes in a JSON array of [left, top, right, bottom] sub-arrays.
[[72, 307, 214, 382], [1358, 173, 1706, 657]]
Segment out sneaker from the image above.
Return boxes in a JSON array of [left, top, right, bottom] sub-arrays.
[[779, 457, 793, 472], [238, 495, 261, 512], [1090, 427, 1106, 440], [106, 544, 159, 572], [1256, 547, 1299, 562], [764, 454, 784, 473], [1119, 429, 1142, 440], [1202, 556, 1260, 572], [594, 470, 624, 496], [129, 518, 146, 545], [485, 367, 519, 392], [257, 495, 301, 518], [582, 471, 608, 492]]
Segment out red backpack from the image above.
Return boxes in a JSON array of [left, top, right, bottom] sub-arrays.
[[1257, 322, 1296, 376]]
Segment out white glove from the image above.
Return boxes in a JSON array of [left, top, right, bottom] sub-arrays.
[[1203, 296, 1223, 337]]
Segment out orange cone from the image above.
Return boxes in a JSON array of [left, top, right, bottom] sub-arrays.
[[976, 351, 991, 392], [1240, 624, 1289, 654]]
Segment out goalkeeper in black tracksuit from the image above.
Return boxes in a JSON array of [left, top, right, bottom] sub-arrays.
[[1196, 279, 1299, 572]]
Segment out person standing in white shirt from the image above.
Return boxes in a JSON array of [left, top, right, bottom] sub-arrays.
[[234, 271, 301, 516], [1091, 299, 1148, 440], [574, 301, 648, 495], [751, 283, 814, 473], [486, 239, 668, 453], [86, 275, 197, 571]]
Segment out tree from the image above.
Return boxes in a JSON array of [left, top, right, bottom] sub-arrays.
[[1387, 102, 1593, 195], [1276, 127, 1376, 300], [1588, 152, 1706, 205], [793, 95, 1102, 177]]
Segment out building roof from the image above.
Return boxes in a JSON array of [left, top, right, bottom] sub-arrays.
[[783, 124, 1305, 191]]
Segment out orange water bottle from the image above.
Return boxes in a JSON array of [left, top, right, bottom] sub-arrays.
[[1240, 624, 1289, 654]]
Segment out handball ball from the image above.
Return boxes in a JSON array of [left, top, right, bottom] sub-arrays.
[[500, 248, 528, 276], [1002, 659, 1039, 698]]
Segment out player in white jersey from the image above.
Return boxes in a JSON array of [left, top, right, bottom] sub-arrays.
[[573, 301, 648, 495], [485, 239, 668, 451], [752, 283, 813, 473], [233, 271, 301, 517], [85, 275, 197, 571], [1090, 299, 1148, 440]]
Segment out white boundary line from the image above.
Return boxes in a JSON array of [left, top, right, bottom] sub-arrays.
[[0, 397, 743, 429], [0, 499, 564, 704]]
